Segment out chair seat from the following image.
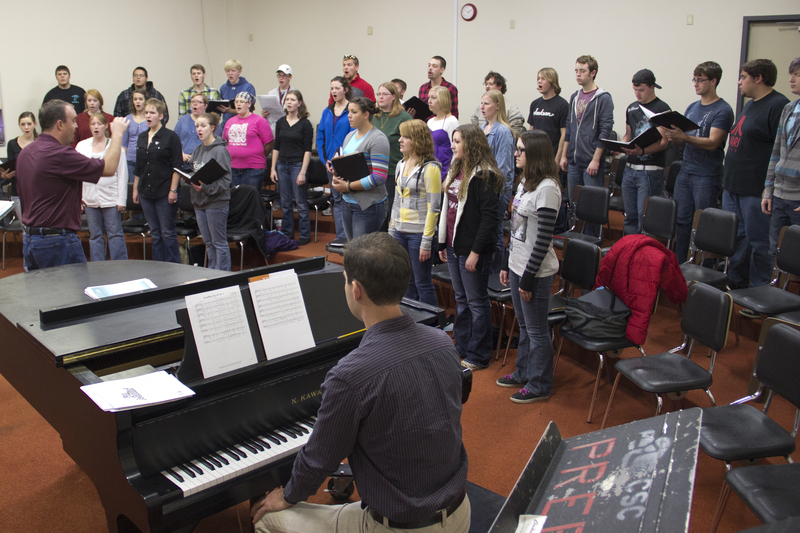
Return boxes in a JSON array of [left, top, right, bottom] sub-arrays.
[[227, 232, 249, 243], [609, 197, 625, 212], [730, 286, 800, 316], [680, 263, 729, 288], [725, 463, 800, 523], [549, 294, 566, 313], [121, 220, 148, 233], [614, 352, 711, 394], [431, 263, 451, 284], [736, 516, 800, 533], [774, 310, 800, 325], [553, 232, 602, 249], [700, 404, 797, 462], [487, 273, 511, 301], [325, 242, 345, 256], [548, 311, 567, 326], [559, 323, 635, 352]]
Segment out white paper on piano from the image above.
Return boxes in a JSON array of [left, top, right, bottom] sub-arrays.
[[81, 371, 195, 412], [185, 285, 259, 378], [85, 278, 157, 300], [249, 269, 315, 360], [514, 515, 547, 533], [257, 94, 285, 120], [0, 200, 15, 220]]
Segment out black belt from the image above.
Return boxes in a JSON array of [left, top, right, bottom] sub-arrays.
[[26, 227, 77, 236], [368, 487, 466, 529]]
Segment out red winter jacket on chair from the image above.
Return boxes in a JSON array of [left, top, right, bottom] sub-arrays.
[[594, 235, 688, 345]]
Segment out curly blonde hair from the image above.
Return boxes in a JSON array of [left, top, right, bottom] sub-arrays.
[[445, 124, 504, 200]]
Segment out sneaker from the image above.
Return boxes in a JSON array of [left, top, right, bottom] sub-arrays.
[[298, 237, 310, 246], [496, 374, 525, 388], [329, 237, 347, 247], [322, 208, 333, 216], [739, 308, 761, 319], [510, 388, 550, 404], [460, 360, 483, 371]]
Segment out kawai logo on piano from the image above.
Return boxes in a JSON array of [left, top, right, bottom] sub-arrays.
[[121, 388, 145, 401], [291, 389, 322, 404]]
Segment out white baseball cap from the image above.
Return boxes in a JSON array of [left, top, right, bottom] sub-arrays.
[[277, 64, 293, 76]]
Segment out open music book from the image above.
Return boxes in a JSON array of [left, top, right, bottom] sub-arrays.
[[81, 371, 195, 412]]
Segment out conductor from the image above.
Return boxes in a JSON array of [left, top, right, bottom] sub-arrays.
[[251, 232, 470, 533], [16, 100, 129, 270]]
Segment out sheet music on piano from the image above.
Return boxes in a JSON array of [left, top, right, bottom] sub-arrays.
[[185, 285, 259, 378], [249, 269, 315, 360]]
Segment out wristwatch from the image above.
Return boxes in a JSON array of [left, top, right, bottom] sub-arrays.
[[170, 189, 178, 193]]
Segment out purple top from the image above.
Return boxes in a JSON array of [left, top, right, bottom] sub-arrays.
[[17, 134, 104, 230]]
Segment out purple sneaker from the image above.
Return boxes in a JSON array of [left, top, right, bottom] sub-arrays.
[[510, 388, 550, 404], [496, 374, 525, 388]]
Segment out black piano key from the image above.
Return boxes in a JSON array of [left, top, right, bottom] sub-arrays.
[[254, 436, 271, 449], [262, 432, 281, 445], [248, 439, 265, 452], [291, 423, 309, 435], [177, 464, 197, 478], [240, 441, 258, 454], [271, 430, 289, 443], [230, 445, 248, 458], [210, 451, 229, 465], [223, 448, 241, 461], [302, 417, 316, 427], [205, 455, 222, 468], [281, 426, 300, 438], [198, 457, 215, 470], [186, 462, 203, 475], [166, 468, 184, 483]]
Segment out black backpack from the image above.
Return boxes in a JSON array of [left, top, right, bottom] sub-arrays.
[[564, 287, 631, 339]]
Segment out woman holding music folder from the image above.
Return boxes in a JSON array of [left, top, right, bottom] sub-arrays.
[[438, 124, 503, 371], [188, 111, 232, 271], [388, 119, 442, 306], [77, 113, 128, 261], [270, 90, 313, 245], [328, 97, 390, 240]]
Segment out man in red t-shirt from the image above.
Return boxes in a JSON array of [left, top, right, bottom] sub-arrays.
[[328, 55, 375, 105], [16, 100, 128, 270]]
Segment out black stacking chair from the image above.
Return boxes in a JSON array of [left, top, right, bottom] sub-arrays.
[[549, 239, 603, 371], [679, 208, 737, 288], [554, 288, 646, 424], [600, 282, 733, 429], [553, 185, 609, 250], [175, 184, 197, 260], [261, 154, 281, 231], [305, 156, 331, 243], [702, 320, 800, 533], [641, 196, 678, 251], [664, 160, 681, 199], [606, 155, 627, 226], [487, 272, 513, 363], [122, 183, 149, 259], [1, 216, 23, 270], [729, 225, 800, 341]]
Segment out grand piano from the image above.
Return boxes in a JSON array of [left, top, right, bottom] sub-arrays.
[[0, 257, 444, 533]]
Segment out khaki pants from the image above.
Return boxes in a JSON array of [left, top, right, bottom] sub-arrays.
[[255, 494, 471, 533]]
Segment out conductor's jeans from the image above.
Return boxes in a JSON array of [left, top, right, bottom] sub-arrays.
[[25, 232, 86, 271], [255, 495, 470, 533]]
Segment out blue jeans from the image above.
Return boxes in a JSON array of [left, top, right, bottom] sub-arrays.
[[327, 171, 346, 240], [567, 162, 605, 237], [447, 247, 493, 367], [25, 232, 86, 270], [196, 206, 231, 271], [769, 197, 800, 256], [277, 161, 310, 240], [509, 272, 555, 395], [674, 170, 721, 263], [723, 191, 772, 288], [342, 199, 385, 241], [85, 206, 128, 261], [394, 231, 437, 306], [232, 168, 265, 191], [621, 166, 664, 235], [127, 161, 137, 183], [139, 195, 180, 263]]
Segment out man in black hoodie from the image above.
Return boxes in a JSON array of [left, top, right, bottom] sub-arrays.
[[113, 66, 169, 124]]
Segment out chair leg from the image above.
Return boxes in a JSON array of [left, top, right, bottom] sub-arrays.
[[733, 308, 740, 343], [502, 316, 518, 366], [704, 388, 716, 406], [553, 335, 565, 374], [239, 241, 245, 271], [588, 352, 605, 423], [141, 233, 146, 261], [600, 372, 622, 430], [655, 395, 663, 416], [314, 205, 319, 243], [494, 304, 507, 361], [708, 479, 733, 533], [2, 232, 6, 270]]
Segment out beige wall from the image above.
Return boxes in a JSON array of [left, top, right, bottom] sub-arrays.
[[1, 0, 798, 157]]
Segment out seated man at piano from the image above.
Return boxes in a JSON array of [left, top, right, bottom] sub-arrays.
[[251, 232, 470, 533]]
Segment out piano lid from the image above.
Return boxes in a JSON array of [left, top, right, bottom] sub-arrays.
[[0, 258, 326, 366]]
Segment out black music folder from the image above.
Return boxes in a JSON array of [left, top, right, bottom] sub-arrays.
[[403, 96, 433, 122], [175, 158, 227, 186], [601, 126, 662, 152], [1, 159, 16, 173], [331, 152, 370, 182], [207, 99, 236, 114], [648, 110, 701, 132]]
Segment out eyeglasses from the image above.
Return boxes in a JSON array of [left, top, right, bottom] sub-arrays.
[[514, 146, 524, 154], [277, 73, 290, 78], [691, 77, 709, 84], [342, 54, 358, 61]]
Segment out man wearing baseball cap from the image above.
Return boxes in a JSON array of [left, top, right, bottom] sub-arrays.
[[262, 64, 295, 131], [619, 68, 671, 235]]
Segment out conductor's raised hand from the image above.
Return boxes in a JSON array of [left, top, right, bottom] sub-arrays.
[[110, 117, 130, 138]]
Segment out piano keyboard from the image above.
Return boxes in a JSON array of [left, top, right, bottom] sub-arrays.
[[160, 417, 315, 497]]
